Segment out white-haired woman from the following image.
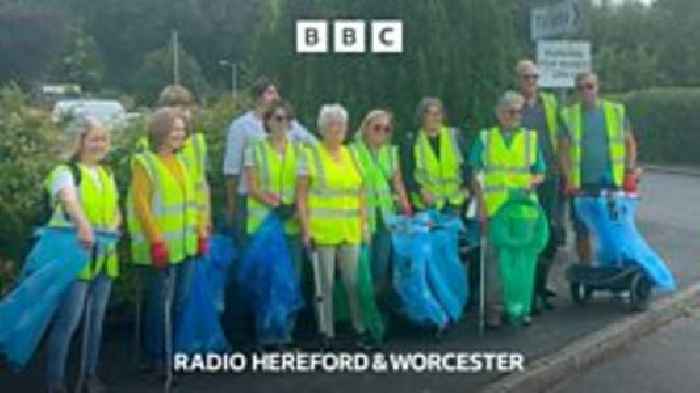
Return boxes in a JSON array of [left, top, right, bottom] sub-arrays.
[[297, 103, 372, 350], [468, 91, 546, 328], [349, 110, 412, 295], [44, 116, 121, 393]]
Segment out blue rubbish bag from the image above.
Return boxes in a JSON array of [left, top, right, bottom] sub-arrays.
[[237, 215, 304, 345], [174, 257, 231, 354], [201, 234, 236, 314], [574, 194, 676, 291], [425, 213, 468, 322], [0, 227, 119, 370], [388, 212, 468, 328]]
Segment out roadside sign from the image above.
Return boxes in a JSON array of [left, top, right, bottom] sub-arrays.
[[531, 0, 583, 41], [537, 40, 591, 88]]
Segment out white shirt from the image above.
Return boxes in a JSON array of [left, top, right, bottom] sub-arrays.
[[51, 165, 102, 198], [223, 111, 317, 195]]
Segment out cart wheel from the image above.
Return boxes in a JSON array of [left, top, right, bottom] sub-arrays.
[[630, 272, 652, 312], [571, 282, 593, 306]]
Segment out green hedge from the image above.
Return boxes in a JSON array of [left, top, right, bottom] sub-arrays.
[[619, 88, 700, 165], [0, 84, 251, 309]]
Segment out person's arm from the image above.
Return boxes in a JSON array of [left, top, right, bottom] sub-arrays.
[[296, 175, 311, 247], [625, 129, 637, 171], [53, 171, 94, 249], [530, 148, 547, 189], [131, 161, 163, 244], [466, 135, 487, 225], [359, 186, 370, 243], [400, 135, 418, 195], [392, 163, 412, 215], [223, 119, 246, 224]]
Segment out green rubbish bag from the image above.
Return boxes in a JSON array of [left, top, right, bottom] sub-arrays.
[[333, 245, 385, 342], [489, 193, 549, 323]]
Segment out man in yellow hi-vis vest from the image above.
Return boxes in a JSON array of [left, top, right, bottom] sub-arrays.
[[560, 72, 638, 266], [517, 59, 569, 314], [469, 91, 546, 328]]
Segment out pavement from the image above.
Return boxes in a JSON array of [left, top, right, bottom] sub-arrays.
[[550, 304, 700, 393], [1, 168, 699, 393]]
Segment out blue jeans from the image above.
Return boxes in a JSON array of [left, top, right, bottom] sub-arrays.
[[46, 274, 112, 385], [143, 260, 195, 366]]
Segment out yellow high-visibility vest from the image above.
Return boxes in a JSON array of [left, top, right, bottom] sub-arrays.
[[481, 127, 539, 217], [127, 152, 198, 265], [349, 139, 397, 234], [135, 133, 209, 211], [45, 164, 120, 280], [412, 127, 465, 210], [561, 100, 626, 188], [305, 144, 363, 245], [246, 138, 302, 234]]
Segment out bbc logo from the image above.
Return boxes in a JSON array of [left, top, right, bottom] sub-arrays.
[[296, 20, 403, 54]]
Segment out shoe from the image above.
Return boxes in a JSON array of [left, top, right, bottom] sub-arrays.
[[545, 288, 557, 298], [47, 384, 68, 393], [86, 375, 108, 393], [320, 335, 334, 351], [542, 298, 555, 310], [522, 315, 532, 326], [485, 315, 502, 330], [531, 298, 542, 316]]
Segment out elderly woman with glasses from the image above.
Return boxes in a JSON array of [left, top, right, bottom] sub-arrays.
[[297, 103, 373, 350], [349, 110, 411, 296], [468, 91, 547, 328]]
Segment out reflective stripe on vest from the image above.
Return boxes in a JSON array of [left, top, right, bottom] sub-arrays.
[[412, 127, 465, 210], [306, 144, 362, 245], [349, 139, 397, 233], [127, 152, 198, 265], [46, 164, 120, 280], [246, 139, 301, 234], [562, 100, 626, 188], [482, 127, 539, 216]]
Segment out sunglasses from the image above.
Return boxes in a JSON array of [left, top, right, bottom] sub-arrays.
[[372, 124, 393, 134], [271, 114, 290, 122], [507, 109, 522, 116], [521, 73, 539, 80], [577, 83, 596, 91]]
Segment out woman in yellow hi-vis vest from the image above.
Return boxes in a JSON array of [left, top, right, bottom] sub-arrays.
[[349, 110, 412, 295], [127, 108, 207, 378], [402, 97, 469, 215], [44, 117, 121, 393], [243, 100, 306, 347], [134, 85, 212, 239], [297, 104, 373, 350], [468, 91, 546, 329]]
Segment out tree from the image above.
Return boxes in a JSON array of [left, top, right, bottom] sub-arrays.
[[47, 24, 105, 91], [132, 45, 211, 105], [0, 5, 68, 86]]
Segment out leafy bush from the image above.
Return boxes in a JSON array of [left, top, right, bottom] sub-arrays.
[[0, 84, 61, 266], [619, 87, 700, 165]]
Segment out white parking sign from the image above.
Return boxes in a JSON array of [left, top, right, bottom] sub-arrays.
[[537, 40, 591, 88]]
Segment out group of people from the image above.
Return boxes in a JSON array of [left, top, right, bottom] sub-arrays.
[[38, 58, 639, 393]]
